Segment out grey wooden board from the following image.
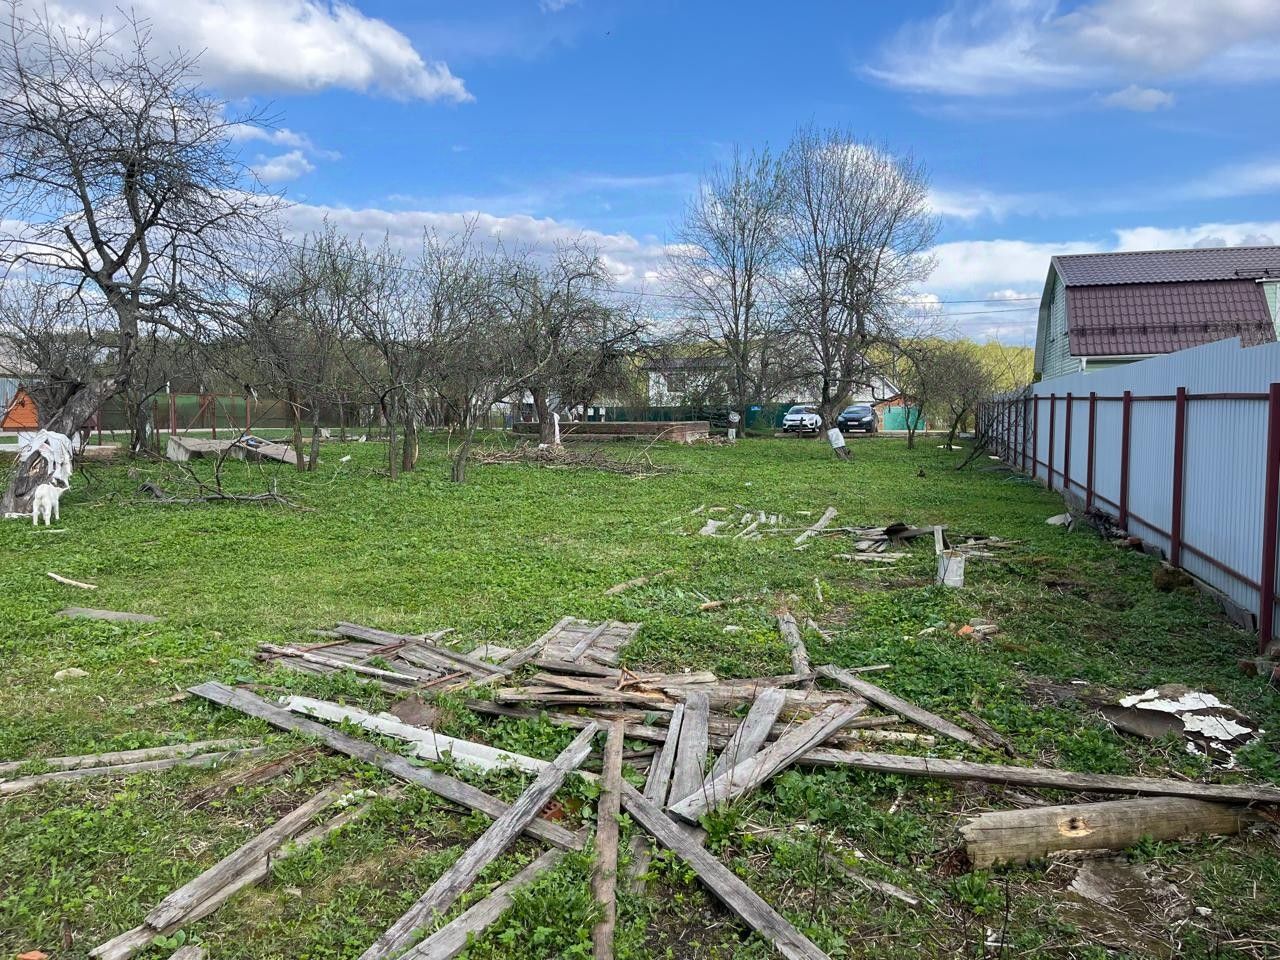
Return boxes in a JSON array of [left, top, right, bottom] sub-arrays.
[[543, 618, 640, 664], [59, 607, 160, 623], [705, 687, 788, 789], [668, 691, 710, 805]]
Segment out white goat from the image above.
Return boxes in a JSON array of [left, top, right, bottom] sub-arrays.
[[31, 481, 67, 526]]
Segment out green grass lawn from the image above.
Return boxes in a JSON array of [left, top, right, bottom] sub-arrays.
[[1, 435, 1277, 959]]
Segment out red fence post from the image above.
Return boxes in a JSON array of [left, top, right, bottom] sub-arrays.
[[1119, 390, 1132, 529], [1063, 392, 1074, 495], [1032, 394, 1040, 481], [1047, 393, 1057, 489], [1086, 391, 1097, 511], [1259, 383, 1280, 654], [1170, 386, 1188, 566]]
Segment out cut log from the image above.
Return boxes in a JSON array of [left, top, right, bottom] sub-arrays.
[[58, 607, 159, 624], [188, 683, 582, 851], [0, 738, 252, 778], [146, 785, 343, 929], [816, 664, 985, 750], [669, 702, 866, 822], [804, 749, 1280, 805], [669, 691, 710, 805], [357, 724, 597, 960], [794, 506, 837, 545], [959, 797, 1254, 868], [283, 696, 552, 776], [47, 572, 97, 590], [0, 747, 267, 796], [776, 612, 811, 677], [621, 783, 831, 960], [591, 721, 625, 960], [705, 687, 787, 790], [398, 848, 566, 960]]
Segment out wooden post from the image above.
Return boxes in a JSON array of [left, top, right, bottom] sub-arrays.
[[1170, 386, 1187, 566], [1259, 383, 1280, 654], [1063, 392, 1073, 493], [1021, 395, 1030, 474], [1086, 391, 1097, 511], [1119, 390, 1132, 529], [1047, 393, 1056, 489], [1031, 394, 1040, 481], [591, 721, 624, 960]]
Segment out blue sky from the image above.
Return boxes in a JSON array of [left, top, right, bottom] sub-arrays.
[[46, 0, 1280, 343]]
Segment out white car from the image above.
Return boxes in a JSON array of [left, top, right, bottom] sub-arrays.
[[782, 404, 822, 433]]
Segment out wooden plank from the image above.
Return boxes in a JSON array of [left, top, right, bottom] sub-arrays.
[[565, 620, 614, 662], [258, 643, 422, 684], [625, 704, 683, 891], [794, 506, 837, 545], [816, 664, 985, 750], [397, 640, 501, 677], [0, 738, 252, 777], [669, 703, 866, 823], [533, 673, 670, 708], [146, 785, 344, 929], [48, 571, 97, 589], [591, 721, 625, 960], [58, 607, 160, 624], [188, 683, 582, 851], [604, 569, 672, 596], [399, 849, 566, 960], [668, 691, 710, 805], [704, 687, 787, 791], [283, 696, 553, 776], [776, 612, 810, 677], [959, 797, 1254, 868], [621, 783, 830, 960], [803, 749, 1280, 804], [187, 748, 319, 806], [357, 725, 598, 960], [0, 747, 268, 796]]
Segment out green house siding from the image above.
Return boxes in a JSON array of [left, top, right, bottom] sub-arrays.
[[1042, 273, 1082, 379]]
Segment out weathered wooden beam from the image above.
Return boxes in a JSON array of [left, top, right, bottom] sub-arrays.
[[794, 506, 838, 545], [621, 783, 831, 960], [257, 643, 421, 684], [604, 569, 672, 596], [48, 571, 97, 589], [0, 738, 252, 778], [625, 704, 683, 891], [776, 612, 811, 677], [816, 664, 985, 750], [188, 683, 581, 851], [58, 607, 159, 624], [669, 691, 710, 805], [0, 747, 267, 796], [704, 687, 787, 792], [591, 721, 625, 960], [357, 725, 598, 960], [959, 797, 1255, 867]]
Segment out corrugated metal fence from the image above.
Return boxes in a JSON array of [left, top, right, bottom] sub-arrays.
[[979, 338, 1280, 656]]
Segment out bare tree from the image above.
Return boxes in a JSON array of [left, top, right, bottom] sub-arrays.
[[779, 126, 937, 435], [0, 5, 276, 510], [667, 147, 789, 421]]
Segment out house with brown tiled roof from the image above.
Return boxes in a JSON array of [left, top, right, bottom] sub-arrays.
[[1033, 246, 1280, 380]]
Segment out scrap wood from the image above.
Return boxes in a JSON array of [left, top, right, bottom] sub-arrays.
[[591, 721, 625, 960], [698, 518, 727, 536], [146, 784, 345, 929], [816, 664, 989, 750], [0, 738, 253, 778], [625, 703, 683, 891], [92, 790, 377, 960], [669, 702, 867, 823], [604, 569, 673, 596], [668, 691, 710, 808], [833, 553, 906, 563], [495, 686, 677, 712], [959, 797, 1254, 868], [188, 683, 582, 851], [794, 506, 838, 545], [830, 860, 920, 907], [283, 696, 554, 776], [47, 572, 97, 589], [399, 848, 567, 960], [258, 643, 424, 685], [801, 748, 1280, 804], [187, 747, 321, 806], [666, 682, 854, 715], [357, 725, 598, 960], [57, 607, 159, 624], [776, 611, 811, 677], [704, 687, 787, 799], [621, 782, 831, 960], [0, 746, 268, 796]]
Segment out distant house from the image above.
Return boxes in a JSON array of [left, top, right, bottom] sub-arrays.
[[1034, 246, 1280, 380], [642, 356, 731, 405]]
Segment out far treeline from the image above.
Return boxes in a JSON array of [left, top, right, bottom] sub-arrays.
[[0, 6, 1027, 502]]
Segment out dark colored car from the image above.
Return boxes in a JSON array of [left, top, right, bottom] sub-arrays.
[[837, 403, 877, 433]]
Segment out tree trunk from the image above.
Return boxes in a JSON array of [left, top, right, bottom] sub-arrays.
[[308, 403, 322, 471], [338, 395, 347, 442], [532, 387, 554, 444], [450, 426, 475, 484], [401, 419, 418, 473], [287, 386, 306, 472]]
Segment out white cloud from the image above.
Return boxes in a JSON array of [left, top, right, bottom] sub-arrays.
[[45, 0, 470, 101], [1177, 160, 1280, 202], [1101, 84, 1175, 111], [1113, 220, 1280, 251], [868, 0, 1280, 97], [928, 185, 1052, 220], [253, 150, 315, 182], [539, 0, 579, 11]]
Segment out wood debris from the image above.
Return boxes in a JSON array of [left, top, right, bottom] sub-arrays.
[[47, 572, 97, 589], [58, 607, 159, 624]]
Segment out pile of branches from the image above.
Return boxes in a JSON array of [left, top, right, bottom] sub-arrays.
[[469, 440, 670, 476]]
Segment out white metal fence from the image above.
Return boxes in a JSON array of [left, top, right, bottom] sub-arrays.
[[979, 338, 1280, 656]]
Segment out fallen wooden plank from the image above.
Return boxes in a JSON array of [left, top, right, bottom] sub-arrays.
[[0, 738, 252, 778], [167, 947, 207, 960], [357, 725, 598, 960], [669, 702, 866, 822], [704, 687, 787, 792], [258, 644, 422, 685], [532, 673, 670, 708], [48, 571, 97, 590], [58, 607, 159, 624], [188, 683, 581, 851], [187, 748, 320, 806], [283, 696, 553, 776], [604, 569, 672, 596], [399, 848, 566, 960], [794, 506, 837, 545], [566, 620, 615, 662], [830, 862, 919, 907], [92, 792, 377, 960], [803, 749, 1280, 805], [0, 747, 268, 796], [959, 797, 1254, 868], [625, 704, 683, 891], [776, 612, 811, 677], [816, 664, 986, 750], [621, 783, 831, 960], [591, 721, 625, 960], [146, 785, 344, 929]]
